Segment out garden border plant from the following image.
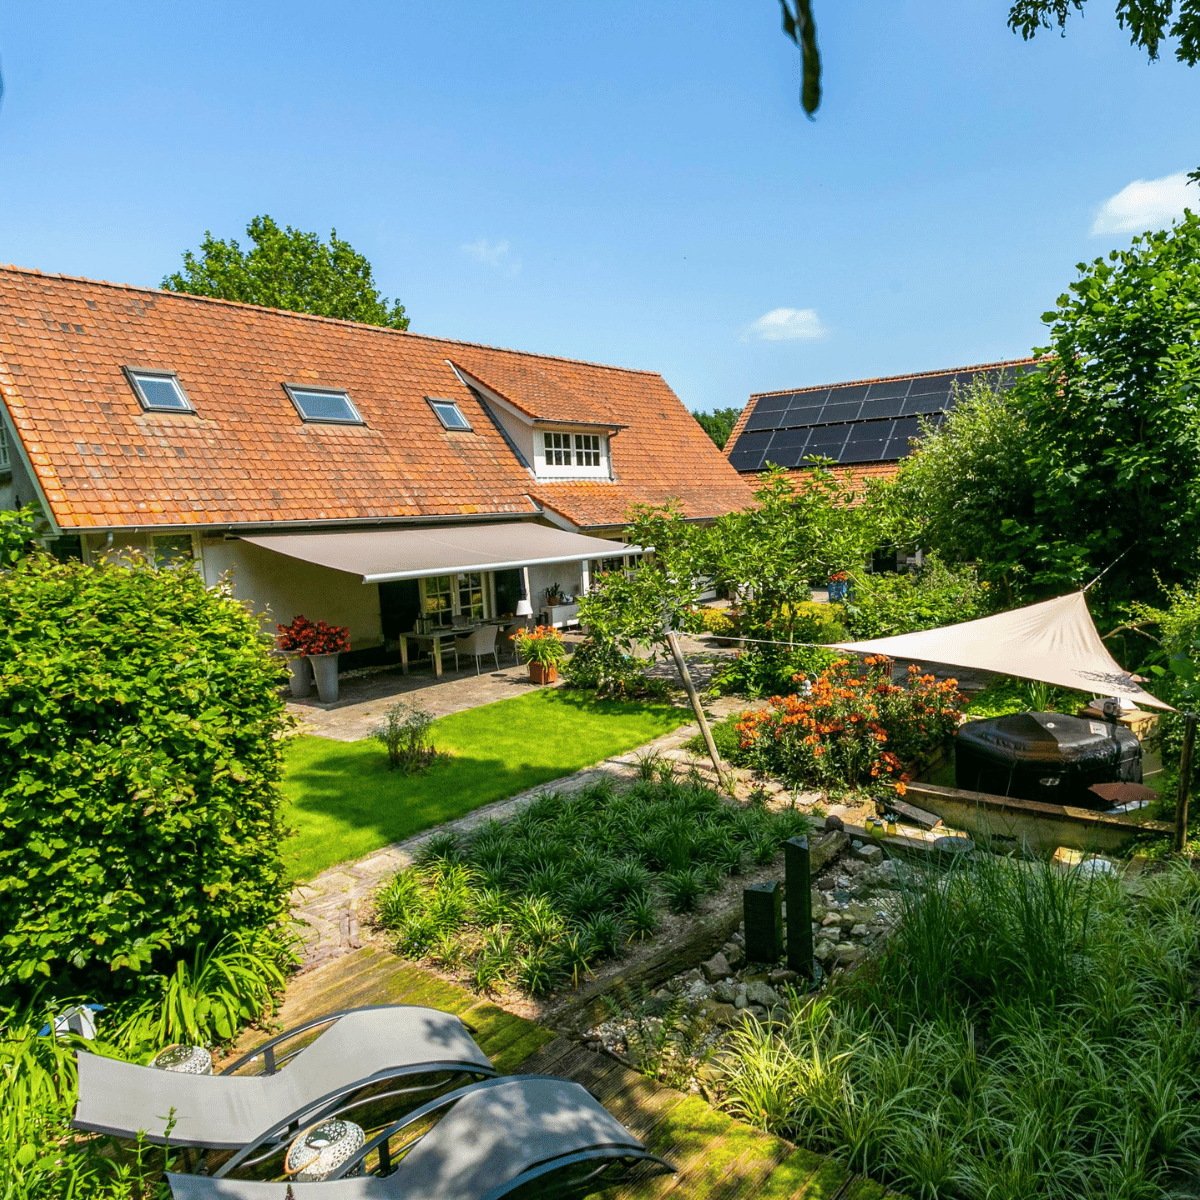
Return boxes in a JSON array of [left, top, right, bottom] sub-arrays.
[[373, 776, 811, 998]]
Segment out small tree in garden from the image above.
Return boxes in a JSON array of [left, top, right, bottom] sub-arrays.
[[375, 701, 438, 773], [0, 550, 292, 1006]]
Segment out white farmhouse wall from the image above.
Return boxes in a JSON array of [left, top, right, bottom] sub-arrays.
[[200, 538, 384, 650]]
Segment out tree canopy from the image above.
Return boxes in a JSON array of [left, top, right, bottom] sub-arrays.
[[163, 215, 410, 329], [692, 407, 742, 450], [899, 213, 1200, 612]]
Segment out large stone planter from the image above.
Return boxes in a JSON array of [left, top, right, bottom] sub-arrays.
[[308, 653, 340, 703], [286, 654, 313, 698]]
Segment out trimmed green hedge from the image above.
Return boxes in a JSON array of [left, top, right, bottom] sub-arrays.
[[0, 548, 291, 1004]]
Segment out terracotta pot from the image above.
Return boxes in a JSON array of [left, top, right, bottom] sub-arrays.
[[307, 653, 341, 702], [285, 655, 313, 698], [529, 661, 558, 686]]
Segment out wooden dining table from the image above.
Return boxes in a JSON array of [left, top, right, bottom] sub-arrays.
[[398, 620, 509, 678]]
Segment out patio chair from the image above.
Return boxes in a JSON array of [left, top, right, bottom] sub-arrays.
[[499, 620, 524, 663], [167, 1074, 676, 1198], [455, 624, 499, 674], [72, 1005, 495, 1152]]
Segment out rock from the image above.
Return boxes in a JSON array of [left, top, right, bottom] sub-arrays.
[[821, 912, 842, 927], [825, 814, 845, 832], [701, 951, 731, 983], [686, 979, 710, 999], [851, 839, 863, 849], [814, 938, 836, 961], [769, 968, 799, 986], [850, 923, 869, 937], [681, 968, 703, 985], [745, 980, 781, 1007], [722, 941, 746, 970], [834, 942, 863, 965], [713, 980, 738, 1005], [734, 985, 749, 1010], [748, 1003, 769, 1021], [846, 902, 876, 923], [853, 843, 883, 864], [703, 1000, 742, 1027]]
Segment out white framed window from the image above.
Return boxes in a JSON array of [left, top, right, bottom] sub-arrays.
[[419, 572, 490, 627], [126, 368, 194, 413], [537, 429, 609, 478], [149, 532, 198, 569], [574, 433, 601, 467]]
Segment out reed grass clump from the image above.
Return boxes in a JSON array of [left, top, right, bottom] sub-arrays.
[[373, 777, 809, 997], [722, 855, 1200, 1200]]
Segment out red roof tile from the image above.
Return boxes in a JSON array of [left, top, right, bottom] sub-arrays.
[[0, 266, 752, 531]]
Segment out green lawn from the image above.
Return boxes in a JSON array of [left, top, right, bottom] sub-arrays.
[[282, 689, 689, 879]]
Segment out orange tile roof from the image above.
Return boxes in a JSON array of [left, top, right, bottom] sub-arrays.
[[0, 266, 753, 531]]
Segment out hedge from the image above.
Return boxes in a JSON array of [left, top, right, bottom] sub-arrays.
[[0, 546, 291, 1004]]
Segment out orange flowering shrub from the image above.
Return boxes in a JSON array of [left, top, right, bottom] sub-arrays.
[[513, 624, 567, 667], [734, 657, 967, 790]]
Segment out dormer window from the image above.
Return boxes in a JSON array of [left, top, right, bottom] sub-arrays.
[[284, 384, 364, 425], [536, 429, 610, 479], [126, 368, 193, 413], [426, 397, 472, 430]]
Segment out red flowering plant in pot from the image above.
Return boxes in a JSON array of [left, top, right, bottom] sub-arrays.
[[277, 615, 351, 702]]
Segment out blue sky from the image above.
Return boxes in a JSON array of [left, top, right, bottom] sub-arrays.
[[0, 2, 1197, 413]]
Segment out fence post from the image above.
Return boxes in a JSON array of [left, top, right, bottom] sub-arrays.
[[784, 836, 814, 977]]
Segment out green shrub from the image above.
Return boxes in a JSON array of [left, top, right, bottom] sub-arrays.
[[841, 554, 991, 639], [373, 700, 437, 773], [561, 637, 667, 700], [0, 552, 291, 1006], [711, 644, 839, 698], [373, 778, 810, 997]]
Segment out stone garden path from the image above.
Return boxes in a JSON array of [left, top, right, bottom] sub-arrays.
[[289, 698, 758, 972]]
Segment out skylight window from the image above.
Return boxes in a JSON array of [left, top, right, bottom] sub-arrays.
[[284, 385, 364, 425], [126, 369, 193, 413], [426, 397, 472, 431]]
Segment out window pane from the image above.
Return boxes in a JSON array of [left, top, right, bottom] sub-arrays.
[[431, 401, 471, 430], [132, 373, 190, 411], [423, 575, 454, 625], [151, 534, 193, 567], [289, 388, 362, 423], [457, 572, 485, 621], [544, 431, 572, 466], [574, 434, 601, 467]]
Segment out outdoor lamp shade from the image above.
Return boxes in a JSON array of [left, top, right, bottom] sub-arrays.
[[515, 598, 533, 617]]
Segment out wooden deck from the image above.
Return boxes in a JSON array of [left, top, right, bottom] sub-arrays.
[[233, 946, 901, 1200]]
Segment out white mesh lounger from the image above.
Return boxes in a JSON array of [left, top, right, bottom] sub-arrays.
[[167, 1075, 674, 1200], [72, 1005, 495, 1151]]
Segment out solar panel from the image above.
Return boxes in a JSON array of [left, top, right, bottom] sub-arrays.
[[768, 427, 813, 452], [754, 392, 793, 413], [865, 379, 910, 400], [908, 373, 955, 396], [826, 383, 870, 403], [841, 423, 890, 462], [822, 401, 863, 424], [901, 392, 949, 417], [729, 446, 766, 471], [732, 429, 773, 454], [746, 406, 788, 432], [764, 445, 810, 469], [779, 404, 824, 428], [804, 425, 852, 461], [858, 395, 907, 421], [789, 389, 829, 409]]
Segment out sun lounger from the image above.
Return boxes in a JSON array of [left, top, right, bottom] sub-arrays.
[[72, 1005, 495, 1151], [166, 1075, 675, 1199]]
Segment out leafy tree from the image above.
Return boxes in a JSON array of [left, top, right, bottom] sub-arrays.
[[1008, 0, 1200, 66], [691, 407, 742, 450], [163, 214, 410, 329], [893, 373, 1038, 604], [0, 505, 42, 568], [0, 551, 292, 1004]]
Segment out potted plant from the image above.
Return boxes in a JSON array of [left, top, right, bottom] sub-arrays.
[[277, 618, 314, 697], [277, 615, 351, 702], [513, 625, 566, 685], [542, 582, 581, 629]]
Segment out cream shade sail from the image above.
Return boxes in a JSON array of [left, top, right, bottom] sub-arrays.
[[833, 591, 1173, 712]]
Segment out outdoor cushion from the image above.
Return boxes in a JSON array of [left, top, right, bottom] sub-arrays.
[[73, 1005, 495, 1150]]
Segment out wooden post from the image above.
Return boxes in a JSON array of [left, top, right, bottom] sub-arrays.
[[784, 836, 814, 978], [1175, 713, 1197, 853], [666, 629, 733, 793]]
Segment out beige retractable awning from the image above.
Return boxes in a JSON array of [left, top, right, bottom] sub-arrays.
[[833, 591, 1173, 711], [239, 522, 634, 583]]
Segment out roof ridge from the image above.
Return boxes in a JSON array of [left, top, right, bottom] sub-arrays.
[[0, 262, 662, 378], [748, 356, 1040, 399]]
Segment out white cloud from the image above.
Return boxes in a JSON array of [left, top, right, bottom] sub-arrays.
[[746, 307, 828, 342], [460, 237, 521, 274], [1090, 171, 1195, 236]]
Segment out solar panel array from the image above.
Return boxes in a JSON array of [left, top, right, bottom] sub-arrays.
[[727, 363, 1035, 472]]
